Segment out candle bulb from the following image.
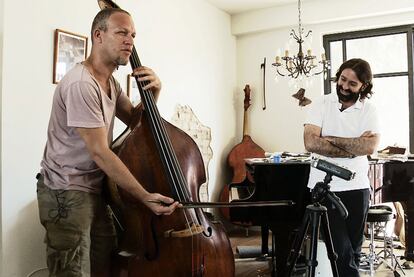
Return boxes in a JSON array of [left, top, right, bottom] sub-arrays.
[[285, 50, 289, 57], [275, 56, 281, 64], [307, 49, 312, 56], [321, 53, 326, 61]]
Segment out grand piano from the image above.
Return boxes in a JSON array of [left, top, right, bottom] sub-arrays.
[[227, 158, 414, 276], [230, 159, 312, 276]]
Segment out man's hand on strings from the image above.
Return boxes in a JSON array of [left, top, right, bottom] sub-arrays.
[[131, 66, 162, 98]]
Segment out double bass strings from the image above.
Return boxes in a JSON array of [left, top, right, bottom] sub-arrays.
[[129, 50, 185, 198], [130, 57, 190, 202], [129, 48, 204, 273], [129, 48, 198, 233]]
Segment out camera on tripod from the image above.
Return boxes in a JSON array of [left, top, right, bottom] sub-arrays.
[[311, 158, 355, 181], [311, 158, 355, 219], [285, 158, 355, 277]]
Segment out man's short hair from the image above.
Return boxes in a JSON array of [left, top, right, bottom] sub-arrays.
[[91, 8, 130, 43]]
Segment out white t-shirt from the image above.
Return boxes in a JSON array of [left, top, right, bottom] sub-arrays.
[[305, 93, 380, 192]]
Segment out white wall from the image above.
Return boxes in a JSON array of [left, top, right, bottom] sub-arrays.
[[234, 0, 414, 153], [0, 0, 3, 271], [0, 0, 236, 276]]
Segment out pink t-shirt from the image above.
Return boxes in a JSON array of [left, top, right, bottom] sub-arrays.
[[40, 63, 125, 193]]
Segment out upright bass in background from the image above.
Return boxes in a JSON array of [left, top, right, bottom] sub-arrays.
[[98, 1, 235, 276], [219, 85, 265, 224]]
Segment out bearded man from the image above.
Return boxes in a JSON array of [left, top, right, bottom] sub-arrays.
[[304, 58, 380, 276]]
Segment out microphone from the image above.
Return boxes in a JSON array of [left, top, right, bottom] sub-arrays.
[[311, 158, 355, 181]]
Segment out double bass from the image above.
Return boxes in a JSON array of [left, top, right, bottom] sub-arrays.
[[98, 1, 235, 276], [219, 85, 265, 223]]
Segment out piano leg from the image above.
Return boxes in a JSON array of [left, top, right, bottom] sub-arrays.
[[261, 225, 269, 256], [406, 198, 414, 261], [260, 225, 277, 276], [270, 223, 297, 277]]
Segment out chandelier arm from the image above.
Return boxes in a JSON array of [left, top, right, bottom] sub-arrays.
[[291, 70, 300, 79], [312, 68, 325, 75], [303, 59, 312, 74], [289, 63, 299, 76], [294, 58, 304, 75], [287, 60, 297, 74], [291, 29, 300, 41], [276, 67, 286, 77]]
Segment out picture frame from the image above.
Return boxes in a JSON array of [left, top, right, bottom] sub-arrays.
[[127, 74, 140, 106], [53, 29, 88, 84]]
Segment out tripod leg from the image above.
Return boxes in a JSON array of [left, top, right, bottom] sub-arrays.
[[308, 210, 322, 277], [285, 210, 311, 277], [320, 210, 339, 277], [272, 231, 276, 277]]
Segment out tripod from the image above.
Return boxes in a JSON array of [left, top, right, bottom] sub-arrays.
[[285, 173, 348, 277]]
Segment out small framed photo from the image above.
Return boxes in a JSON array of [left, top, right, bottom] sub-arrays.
[[127, 74, 140, 106], [53, 29, 88, 84]]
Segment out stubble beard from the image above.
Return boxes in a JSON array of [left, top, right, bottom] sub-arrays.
[[115, 56, 129, 66]]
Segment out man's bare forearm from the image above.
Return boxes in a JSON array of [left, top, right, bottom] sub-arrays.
[[304, 132, 352, 158], [324, 135, 379, 156]]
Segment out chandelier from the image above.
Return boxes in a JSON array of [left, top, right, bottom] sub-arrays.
[[272, 0, 330, 79]]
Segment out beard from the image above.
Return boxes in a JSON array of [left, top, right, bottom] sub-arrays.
[[336, 84, 360, 103], [115, 56, 129, 66]]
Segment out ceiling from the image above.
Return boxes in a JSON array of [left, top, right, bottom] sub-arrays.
[[206, 0, 301, 15]]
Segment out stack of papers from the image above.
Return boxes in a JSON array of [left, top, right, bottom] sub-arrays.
[[372, 153, 408, 162]]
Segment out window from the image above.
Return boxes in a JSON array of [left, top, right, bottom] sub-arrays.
[[323, 26, 414, 152]]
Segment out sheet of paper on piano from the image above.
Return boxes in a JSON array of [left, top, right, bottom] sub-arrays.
[[371, 152, 409, 162]]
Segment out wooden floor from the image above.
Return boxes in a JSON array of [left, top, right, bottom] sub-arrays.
[[228, 227, 413, 277]]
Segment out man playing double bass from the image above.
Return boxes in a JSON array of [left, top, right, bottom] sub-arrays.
[[37, 8, 179, 276]]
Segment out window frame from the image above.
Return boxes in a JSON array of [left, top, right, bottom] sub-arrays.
[[323, 25, 414, 151]]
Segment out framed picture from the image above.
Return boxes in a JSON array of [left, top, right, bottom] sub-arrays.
[[53, 29, 88, 84], [127, 74, 140, 106]]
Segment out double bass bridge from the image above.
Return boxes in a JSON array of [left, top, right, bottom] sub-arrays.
[[164, 223, 204, 238]]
